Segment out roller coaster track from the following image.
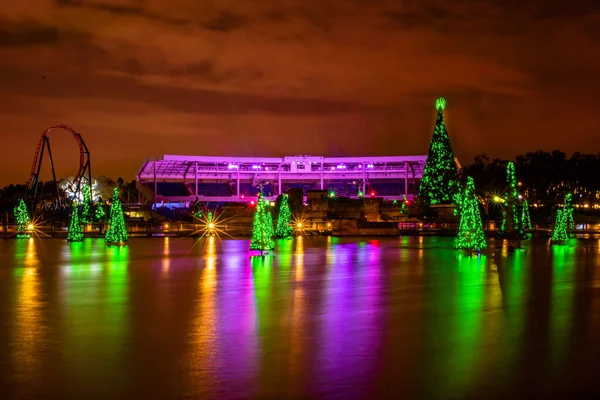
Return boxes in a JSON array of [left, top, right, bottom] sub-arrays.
[[27, 125, 92, 208]]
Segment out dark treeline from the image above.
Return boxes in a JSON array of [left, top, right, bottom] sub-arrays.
[[0, 178, 138, 213], [461, 150, 600, 204]]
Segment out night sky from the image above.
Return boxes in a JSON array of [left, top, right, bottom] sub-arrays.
[[1, 0, 599, 185]]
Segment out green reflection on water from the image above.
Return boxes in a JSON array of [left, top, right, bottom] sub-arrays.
[[60, 241, 130, 388], [550, 243, 576, 366], [425, 253, 487, 398]]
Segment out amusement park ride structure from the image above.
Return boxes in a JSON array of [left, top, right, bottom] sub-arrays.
[[27, 125, 92, 208]]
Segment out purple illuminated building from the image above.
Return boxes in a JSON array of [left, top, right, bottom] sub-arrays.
[[136, 154, 426, 204]]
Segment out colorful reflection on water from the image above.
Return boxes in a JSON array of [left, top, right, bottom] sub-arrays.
[[0, 237, 599, 399]]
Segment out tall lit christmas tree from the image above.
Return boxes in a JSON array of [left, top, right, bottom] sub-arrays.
[[14, 198, 31, 238], [551, 209, 568, 242], [81, 183, 92, 223], [105, 188, 128, 245], [67, 201, 84, 242], [418, 98, 460, 205], [400, 195, 408, 215], [454, 177, 487, 252], [250, 192, 275, 254], [498, 162, 524, 239], [275, 194, 293, 238]]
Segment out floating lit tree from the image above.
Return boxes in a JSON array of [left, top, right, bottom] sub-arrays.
[[67, 201, 84, 242], [551, 209, 568, 243], [14, 198, 31, 238], [105, 188, 128, 246], [418, 97, 460, 205], [250, 192, 275, 254], [454, 177, 487, 252], [275, 194, 293, 238]]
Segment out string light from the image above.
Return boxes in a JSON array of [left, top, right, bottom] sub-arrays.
[[418, 97, 460, 205]]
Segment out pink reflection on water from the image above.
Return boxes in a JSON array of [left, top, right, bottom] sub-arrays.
[[185, 239, 259, 398], [312, 240, 384, 399]]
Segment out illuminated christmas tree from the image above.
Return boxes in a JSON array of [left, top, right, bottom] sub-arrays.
[[95, 202, 106, 221], [454, 177, 487, 252], [418, 98, 460, 205], [563, 192, 575, 233], [275, 194, 293, 237], [521, 199, 532, 234], [67, 201, 84, 242], [81, 183, 92, 223], [400, 195, 408, 215], [14, 198, 31, 238], [250, 192, 275, 254], [105, 188, 128, 245], [551, 208, 568, 242], [498, 162, 524, 239]]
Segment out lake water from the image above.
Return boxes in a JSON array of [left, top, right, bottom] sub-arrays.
[[0, 236, 599, 399]]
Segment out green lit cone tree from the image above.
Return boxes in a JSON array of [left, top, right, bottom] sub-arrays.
[[400, 195, 408, 215], [498, 162, 524, 239], [105, 188, 128, 245], [250, 192, 275, 253], [275, 194, 293, 237], [522, 200, 532, 231], [14, 198, 31, 238], [95, 202, 106, 221], [564, 192, 575, 233], [454, 177, 487, 252], [67, 201, 84, 242], [418, 98, 460, 205], [81, 183, 92, 223], [551, 208, 568, 243]]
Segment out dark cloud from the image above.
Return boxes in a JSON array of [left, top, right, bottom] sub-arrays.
[[202, 11, 247, 32], [55, 0, 143, 15], [0, 21, 61, 47]]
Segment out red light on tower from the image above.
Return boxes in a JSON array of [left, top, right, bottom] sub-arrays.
[[250, 200, 255, 205], [241, 194, 245, 199], [370, 191, 375, 197]]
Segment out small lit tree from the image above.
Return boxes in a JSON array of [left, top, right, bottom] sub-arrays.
[[105, 188, 128, 245], [95, 202, 106, 221], [67, 201, 84, 242], [551, 208, 568, 243], [14, 198, 31, 238], [81, 183, 92, 223], [275, 194, 293, 238], [418, 98, 460, 205], [400, 195, 408, 215], [564, 192, 575, 233], [454, 177, 487, 252], [250, 192, 275, 254], [498, 162, 524, 239]]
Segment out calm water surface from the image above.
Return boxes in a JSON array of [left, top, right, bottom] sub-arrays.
[[1, 236, 600, 399]]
